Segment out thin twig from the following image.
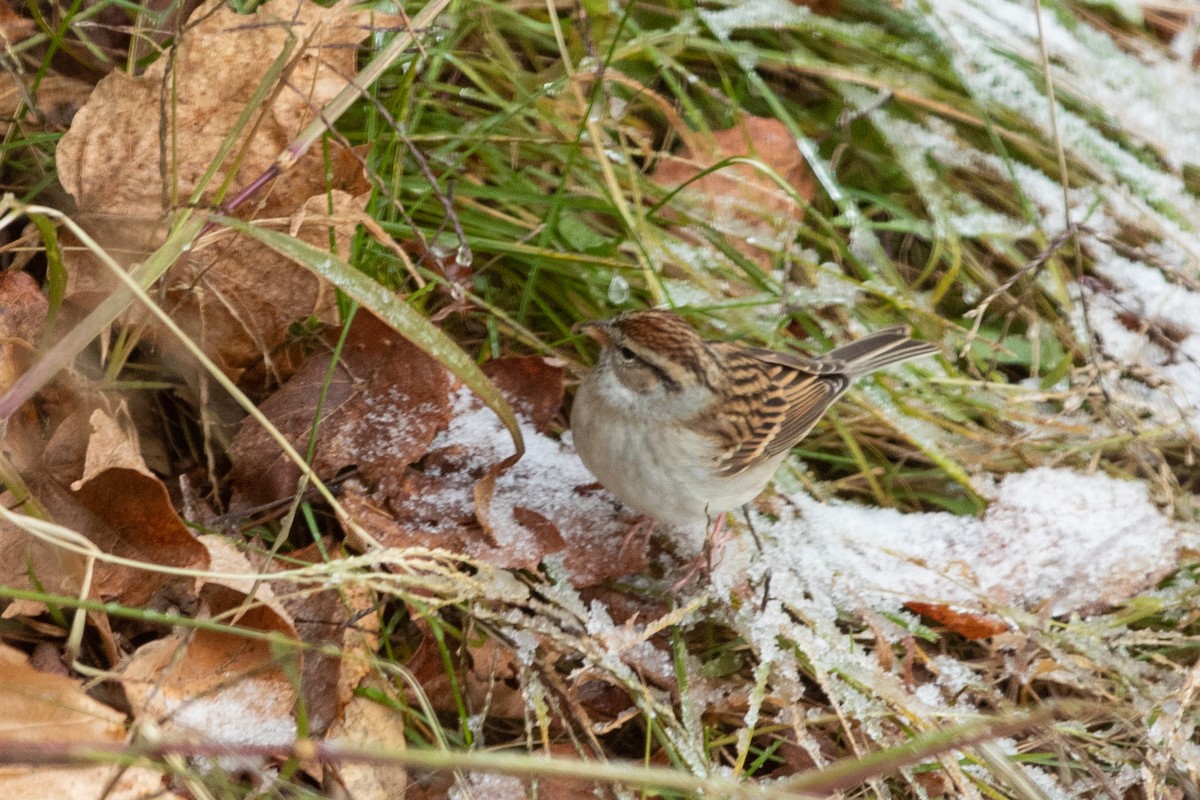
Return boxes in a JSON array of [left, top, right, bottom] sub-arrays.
[[960, 222, 1083, 358]]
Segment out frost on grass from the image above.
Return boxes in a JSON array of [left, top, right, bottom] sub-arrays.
[[696, 467, 1184, 796], [716, 466, 1180, 616], [698, 0, 812, 42], [871, 0, 1200, 435], [1075, 241, 1200, 428]]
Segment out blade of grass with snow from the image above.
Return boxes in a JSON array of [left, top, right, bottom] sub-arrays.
[[219, 215, 524, 457]]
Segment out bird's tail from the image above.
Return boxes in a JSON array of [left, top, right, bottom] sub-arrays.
[[825, 326, 939, 377]]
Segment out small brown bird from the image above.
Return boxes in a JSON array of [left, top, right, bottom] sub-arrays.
[[571, 310, 938, 530]]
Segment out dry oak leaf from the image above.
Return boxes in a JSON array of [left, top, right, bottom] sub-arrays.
[[650, 116, 815, 267], [55, 0, 377, 378], [0, 642, 182, 798]]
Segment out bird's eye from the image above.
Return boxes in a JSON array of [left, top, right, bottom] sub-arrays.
[[617, 345, 637, 361]]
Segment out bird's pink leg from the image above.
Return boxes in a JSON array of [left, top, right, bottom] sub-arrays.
[[671, 510, 729, 591]]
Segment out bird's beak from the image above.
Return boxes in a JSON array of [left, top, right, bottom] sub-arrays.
[[575, 320, 613, 346]]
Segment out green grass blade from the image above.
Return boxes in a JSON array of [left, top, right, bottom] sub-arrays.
[[218, 215, 524, 457]]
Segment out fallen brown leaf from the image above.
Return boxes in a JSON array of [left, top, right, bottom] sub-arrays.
[[904, 602, 1011, 640], [651, 116, 815, 269], [121, 536, 299, 749], [30, 408, 209, 607], [57, 0, 374, 223], [228, 311, 452, 511], [234, 320, 640, 584], [54, 0, 379, 380], [0, 642, 179, 798], [482, 355, 566, 434]]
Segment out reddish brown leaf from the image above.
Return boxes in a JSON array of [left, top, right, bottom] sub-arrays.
[[71, 467, 209, 605], [228, 311, 452, 510], [370, 376, 644, 584], [14, 408, 208, 608], [482, 356, 565, 434], [904, 602, 1011, 640]]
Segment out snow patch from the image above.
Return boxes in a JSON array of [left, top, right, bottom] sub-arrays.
[[715, 467, 1180, 617]]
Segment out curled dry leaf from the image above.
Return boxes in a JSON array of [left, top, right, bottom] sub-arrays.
[[650, 116, 815, 269], [121, 535, 299, 752], [1, 406, 205, 619], [25, 408, 209, 608], [71, 407, 153, 487], [54, 0, 377, 379], [0, 642, 180, 798]]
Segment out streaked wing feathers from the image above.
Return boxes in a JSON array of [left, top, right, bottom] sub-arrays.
[[702, 327, 934, 477], [708, 350, 848, 477]]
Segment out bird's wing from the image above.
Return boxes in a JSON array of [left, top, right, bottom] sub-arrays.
[[705, 347, 849, 477]]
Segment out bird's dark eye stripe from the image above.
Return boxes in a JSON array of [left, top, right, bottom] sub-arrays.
[[648, 362, 682, 392], [612, 341, 682, 392]]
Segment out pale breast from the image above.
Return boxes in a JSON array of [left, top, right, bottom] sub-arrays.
[[572, 376, 783, 529]]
